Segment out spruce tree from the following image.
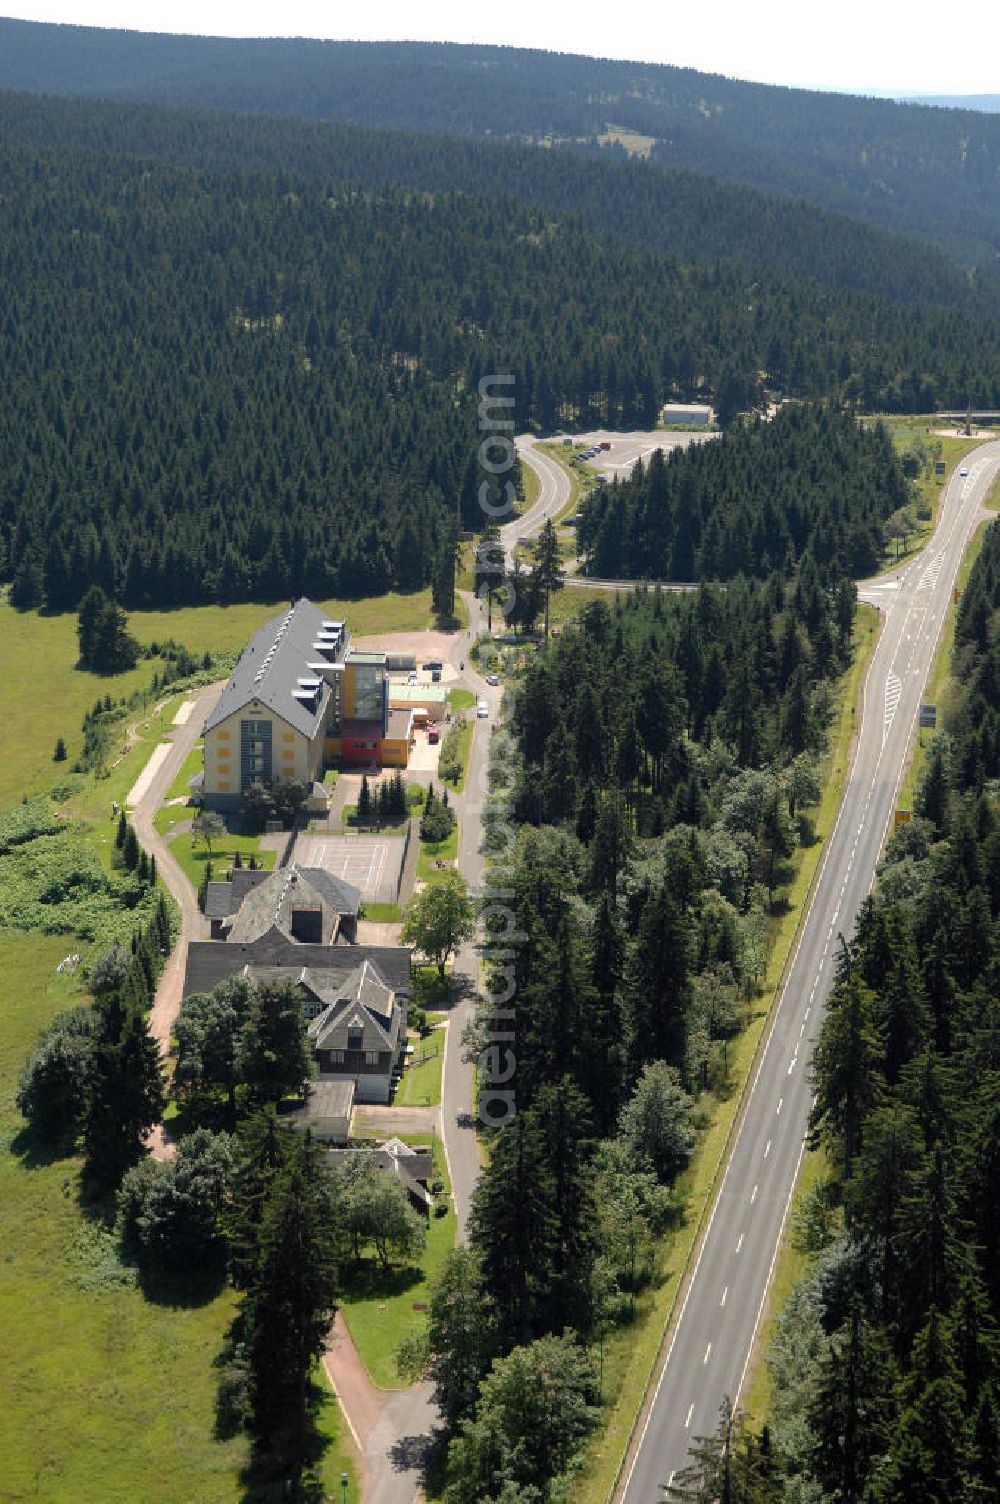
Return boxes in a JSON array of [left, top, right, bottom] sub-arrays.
[[357, 773, 372, 827], [243, 1136, 342, 1464], [122, 823, 140, 871], [84, 991, 164, 1193]]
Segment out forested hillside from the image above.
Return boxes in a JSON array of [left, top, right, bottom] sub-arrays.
[[2, 22, 1000, 266], [747, 520, 1000, 1503], [577, 405, 910, 583], [0, 90, 990, 320], [3, 142, 995, 613]]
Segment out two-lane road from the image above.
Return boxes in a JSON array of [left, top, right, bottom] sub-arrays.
[[621, 444, 1000, 1500]]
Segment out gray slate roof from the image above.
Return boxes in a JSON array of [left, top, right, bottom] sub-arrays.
[[204, 598, 343, 738], [182, 936, 411, 1000], [307, 958, 401, 1055], [206, 865, 361, 931]]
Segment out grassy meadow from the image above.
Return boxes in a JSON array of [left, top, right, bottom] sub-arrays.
[[0, 933, 247, 1503], [0, 586, 442, 811]]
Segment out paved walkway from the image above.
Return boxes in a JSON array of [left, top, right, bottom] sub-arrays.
[[324, 1316, 437, 1503], [132, 680, 222, 1158]]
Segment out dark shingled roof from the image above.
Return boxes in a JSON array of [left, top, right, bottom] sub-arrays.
[[204, 598, 344, 739], [182, 936, 411, 1001]]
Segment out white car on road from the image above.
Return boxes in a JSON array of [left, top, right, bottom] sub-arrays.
[[477, 700, 489, 719]]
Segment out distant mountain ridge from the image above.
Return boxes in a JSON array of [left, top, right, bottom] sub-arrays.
[[0, 87, 993, 324], [901, 94, 1000, 112], [1, 19, 1000, 269]]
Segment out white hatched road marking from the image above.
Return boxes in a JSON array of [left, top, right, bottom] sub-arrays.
[[917, 550, 944, 592], [884, 671, 902, 739]]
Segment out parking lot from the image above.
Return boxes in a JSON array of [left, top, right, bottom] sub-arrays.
[[573, 428, 717, 478], [292, 832, 406, 904]]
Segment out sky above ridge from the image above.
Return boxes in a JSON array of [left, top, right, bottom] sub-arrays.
[[3, 0, 999, 97]]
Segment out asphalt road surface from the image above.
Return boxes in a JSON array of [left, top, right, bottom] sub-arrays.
[[620, 443, 1000, 1502], [511, 435, 706, 589]]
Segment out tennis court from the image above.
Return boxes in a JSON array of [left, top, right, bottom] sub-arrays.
[[292, 832, 406, 904]]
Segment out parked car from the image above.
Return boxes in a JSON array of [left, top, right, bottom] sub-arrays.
[[477, 700, 489, 718], [422, 659, 443, 671], [598, 440, 612, 451], [428, 726, 440, 744], [960, 466, 969, 476], [485, 673, 500, 686]]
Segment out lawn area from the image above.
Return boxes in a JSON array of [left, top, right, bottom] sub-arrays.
[[394, 1033, 445, 1108], [341, 805, 407, 836], [164, 828, 277, 890], [129, 589, 443, 654], [0, 933, 245, 1502], [361, 901, 402, 923], [520, 446, 541, 513], [536, 441, 600, 525], [338, 1137, 456, 1389], [162, 740, 204, 803], [575, 604, 880, 1504], [0, 596, 162, 810], [412, 966, 451, 1010], [448, 687, 476, 713], [549, 583, 628, 627], [439, 718, 473, 793], [416, 825, 459, 884]]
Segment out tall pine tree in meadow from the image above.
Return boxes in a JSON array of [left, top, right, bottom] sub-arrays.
[[83, 990, 163, 1194], [243, 1135, 342, 1469]]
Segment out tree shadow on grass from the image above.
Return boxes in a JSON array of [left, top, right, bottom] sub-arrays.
[[136, 1251, 229, 1308], [797, 813, 820, 848], [8, 1122, 78, 1170], [237, 1380, 339, 1503], [340, 1257, 424, 1302]]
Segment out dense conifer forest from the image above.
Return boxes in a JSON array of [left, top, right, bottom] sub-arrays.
[[1, 134, 997, 612], [3, 23, 1000, 266], [0, 89, 992, 321], [577, 405, 910, 582]]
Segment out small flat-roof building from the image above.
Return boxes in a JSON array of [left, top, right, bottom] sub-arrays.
[[662, 402, 713, 427], [388, 682, 448, 721], [282, 1079, 356, 1143]]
